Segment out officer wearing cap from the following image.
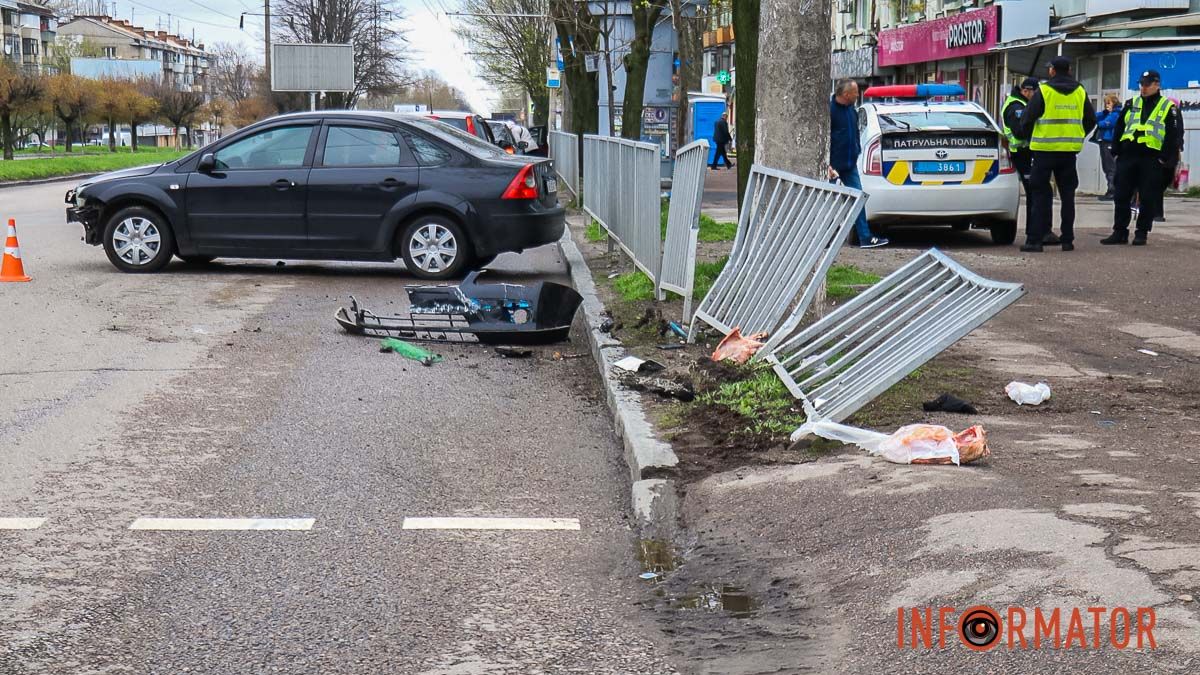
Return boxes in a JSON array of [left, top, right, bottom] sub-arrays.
[[1001, 77, 1041, 236], [1101, 69, 1184, 246], [1015, 56, 1097, 252]]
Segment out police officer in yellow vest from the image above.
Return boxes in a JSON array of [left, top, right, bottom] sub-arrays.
[[1015, 56, 1097, 252], [1001, 77, 1040, 234], [1100, 69, 1184, 246]]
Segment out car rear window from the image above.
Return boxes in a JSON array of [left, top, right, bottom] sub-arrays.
[[877, 111, 994, 132], [436, 117, 469, 132], [407, 118, 509, 159]]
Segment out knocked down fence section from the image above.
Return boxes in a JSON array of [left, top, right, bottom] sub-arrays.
[[547, 130, 580, 197], [688, 165, 866, 341], [583, 135, 662, 293], [658, 139, 710, 321], [764, 249, 1025, 425]]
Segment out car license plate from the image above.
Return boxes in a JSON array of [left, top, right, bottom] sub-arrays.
[[546, 177, 558, 193], [913, 161, 965, 175]]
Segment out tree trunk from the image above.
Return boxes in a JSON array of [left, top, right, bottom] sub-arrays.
[[130, 121, 140, 152], [754, 0, 830, 179], [108, 116, 117, 152], [620, 2, 666, 140], [673, 2, 702, 151], [531, 88, 549, 127], [64, 121, 75, 152], [555, 24, 599, 136], [733, 0, 759, 205], [1, 110, 13, 161]]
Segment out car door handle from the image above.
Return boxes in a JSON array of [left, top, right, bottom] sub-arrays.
[[271, 179, 295, 190], [379, 178, 407, 189]]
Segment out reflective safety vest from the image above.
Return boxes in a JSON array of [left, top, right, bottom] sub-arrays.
[[1120, 96, 1175, 151], [1030, 83, 1087, 152], [1001, 95, 1027, 151]]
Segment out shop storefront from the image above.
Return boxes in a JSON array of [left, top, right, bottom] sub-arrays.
[[877, 6, 1006, 116]]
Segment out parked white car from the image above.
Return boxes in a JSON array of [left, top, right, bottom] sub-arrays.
[[856, 96, 1020, 245]]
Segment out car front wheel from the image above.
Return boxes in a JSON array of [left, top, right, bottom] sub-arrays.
[[990, 220, 1018, 246], [103, 206, 175, 273], [399, 216, 469, 280]]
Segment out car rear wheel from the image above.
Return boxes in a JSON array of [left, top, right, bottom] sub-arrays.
[[103, 206, 175, 273], [990, 220, 1018, 246], [399, 216, 469, 280]]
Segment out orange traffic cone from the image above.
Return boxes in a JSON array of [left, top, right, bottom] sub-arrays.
[[2, 218, 32, 282]]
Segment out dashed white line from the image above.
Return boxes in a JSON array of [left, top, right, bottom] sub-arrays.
[[128, 518, 315, 531], [0, 518, 46, 530], [401, 517, 580, 531]]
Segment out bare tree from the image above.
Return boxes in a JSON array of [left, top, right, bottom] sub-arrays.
[[619, 0, 668, 140], [0, 62, 45, 160], [669, 0, 703, 150], [208, 42, 260, 105], [755, 0, 828, 178], [275, 0, 411, 108], [146, 78, 204, 149], [451, 0, 551, 125], [549, 0, 600, 135], [48, 73, 98, 152]]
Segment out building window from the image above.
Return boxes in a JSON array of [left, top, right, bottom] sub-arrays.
[[103, 46, 117, 58], [23, 38, 37, 56]]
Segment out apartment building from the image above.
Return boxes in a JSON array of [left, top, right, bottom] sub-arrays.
[[1, 1, 57, 75], [57, 14, 209, 92]]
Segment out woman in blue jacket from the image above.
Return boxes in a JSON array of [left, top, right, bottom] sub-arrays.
[[1096, 93, 1122, 200]]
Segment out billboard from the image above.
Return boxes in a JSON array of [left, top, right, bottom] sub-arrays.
[[270, 43, 355, 92]]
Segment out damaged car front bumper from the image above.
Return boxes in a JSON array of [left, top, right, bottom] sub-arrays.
[[65, 188, 103, 245]]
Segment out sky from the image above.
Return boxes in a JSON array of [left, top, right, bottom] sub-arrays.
[[102, 0, 498, 113]]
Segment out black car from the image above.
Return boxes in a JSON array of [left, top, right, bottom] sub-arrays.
[[66, 111, 564, 280]]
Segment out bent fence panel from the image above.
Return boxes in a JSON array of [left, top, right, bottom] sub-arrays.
[[764, 249, 1025, 424], [658, 139, 709, 321], [688, 164, 865, 341], [582, 134, 662, 289], [547, 130, 579, 197]]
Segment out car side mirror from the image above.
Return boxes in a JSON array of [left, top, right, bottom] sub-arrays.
[[517, 141, 529, 151], [197, 153, 216, 173]]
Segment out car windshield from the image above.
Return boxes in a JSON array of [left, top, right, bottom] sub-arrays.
[[878, 111, 994, 132], [407, 118, 509, 158]]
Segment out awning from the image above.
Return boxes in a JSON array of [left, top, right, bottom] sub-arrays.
[[988, 33, 1066, 53], [0, 0, 20, 10], [1084, 11, 1200, 32]]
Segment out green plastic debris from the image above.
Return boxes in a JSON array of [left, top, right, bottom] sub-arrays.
[[379, 338, 444, 366]]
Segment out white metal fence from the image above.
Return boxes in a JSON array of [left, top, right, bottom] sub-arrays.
[[658, 139, 710, 321], [688, 164, 866, 341], [765, 249, 1025, 424], [547, 130, 580, 197], [583, 134, 663, 290]]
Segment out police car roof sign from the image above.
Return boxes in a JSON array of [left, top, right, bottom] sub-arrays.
[[271, 43, 355, 92], [863, 83, 965, 99]]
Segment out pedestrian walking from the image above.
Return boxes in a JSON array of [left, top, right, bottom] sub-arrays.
[[829, 78, 887, 249], [1100, 70, 1184, 247], [1001, 77, 1039, 235], [1015, 56, 1097, 252], [1095, 93, 1122, 200], [710, 113, 733, 170]]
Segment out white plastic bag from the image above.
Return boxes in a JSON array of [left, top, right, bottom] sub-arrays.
[[792, 420, 963, 465], [1005, 381, 1051, 406]]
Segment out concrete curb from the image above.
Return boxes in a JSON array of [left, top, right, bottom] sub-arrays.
[[0, 173, 101, 190], [557, 220, 681, 542]]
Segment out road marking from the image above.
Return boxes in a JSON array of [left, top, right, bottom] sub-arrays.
[[129, 518, 315, 531], [401, 517, 580, 531], [0, 518, 46, 530]]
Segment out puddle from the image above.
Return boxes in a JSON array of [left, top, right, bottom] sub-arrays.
[[676, 584, 761, 618], [636, 539, 679, 574]]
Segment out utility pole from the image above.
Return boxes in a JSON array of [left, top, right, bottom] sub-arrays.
[[264, 0, 272, 88]]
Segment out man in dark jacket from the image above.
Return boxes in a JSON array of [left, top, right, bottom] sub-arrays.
[[829, 78, 887, 248], [1001, 77, 1039, 237], [1100, 70, 1184, 246], [710, 113, 733, 169], [1015, 56, 1097, 252]]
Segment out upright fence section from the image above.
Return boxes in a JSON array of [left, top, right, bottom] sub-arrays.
[[688, 164, 866, 342], [764, 249, 1025, 424], [547, 130, 580, 197], [582, 135, 662, 290], [658, 139, 710, 321]]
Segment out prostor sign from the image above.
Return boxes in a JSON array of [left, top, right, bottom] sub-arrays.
[[877, 6, 999, 68], [946, 19, 986, 49]]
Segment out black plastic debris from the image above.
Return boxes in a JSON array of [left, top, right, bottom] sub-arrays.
[[494, 346, 533, 359], [336, 271, 582, 345], [922, 393, 979, 414]]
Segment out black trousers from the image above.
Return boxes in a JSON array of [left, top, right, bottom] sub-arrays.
[[1027, 151, 1078, 245], [1112, 154, 1167, 235], [711, 143, 732, 168], [1011, 149, 1034, 228]]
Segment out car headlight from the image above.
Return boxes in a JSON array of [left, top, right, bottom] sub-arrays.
[[75, 194, 86, 208]]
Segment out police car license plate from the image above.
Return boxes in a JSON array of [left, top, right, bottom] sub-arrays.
[[913, 161, 965, 175], [546, 177, 558, 193]]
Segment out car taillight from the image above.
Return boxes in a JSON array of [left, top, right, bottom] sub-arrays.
[[999, 149, 1015, 174], [865, 139, 882, 176], [466, 117, 476, 135], [502, 165, 539, 200]]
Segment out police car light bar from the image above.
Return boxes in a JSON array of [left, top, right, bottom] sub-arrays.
[[862, 84, 966, 99]]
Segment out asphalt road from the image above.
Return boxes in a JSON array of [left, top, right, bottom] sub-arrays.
[[0, 180, 675, 673]]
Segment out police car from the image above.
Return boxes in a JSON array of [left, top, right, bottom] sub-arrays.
[[856, 84, 1020, 245]]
